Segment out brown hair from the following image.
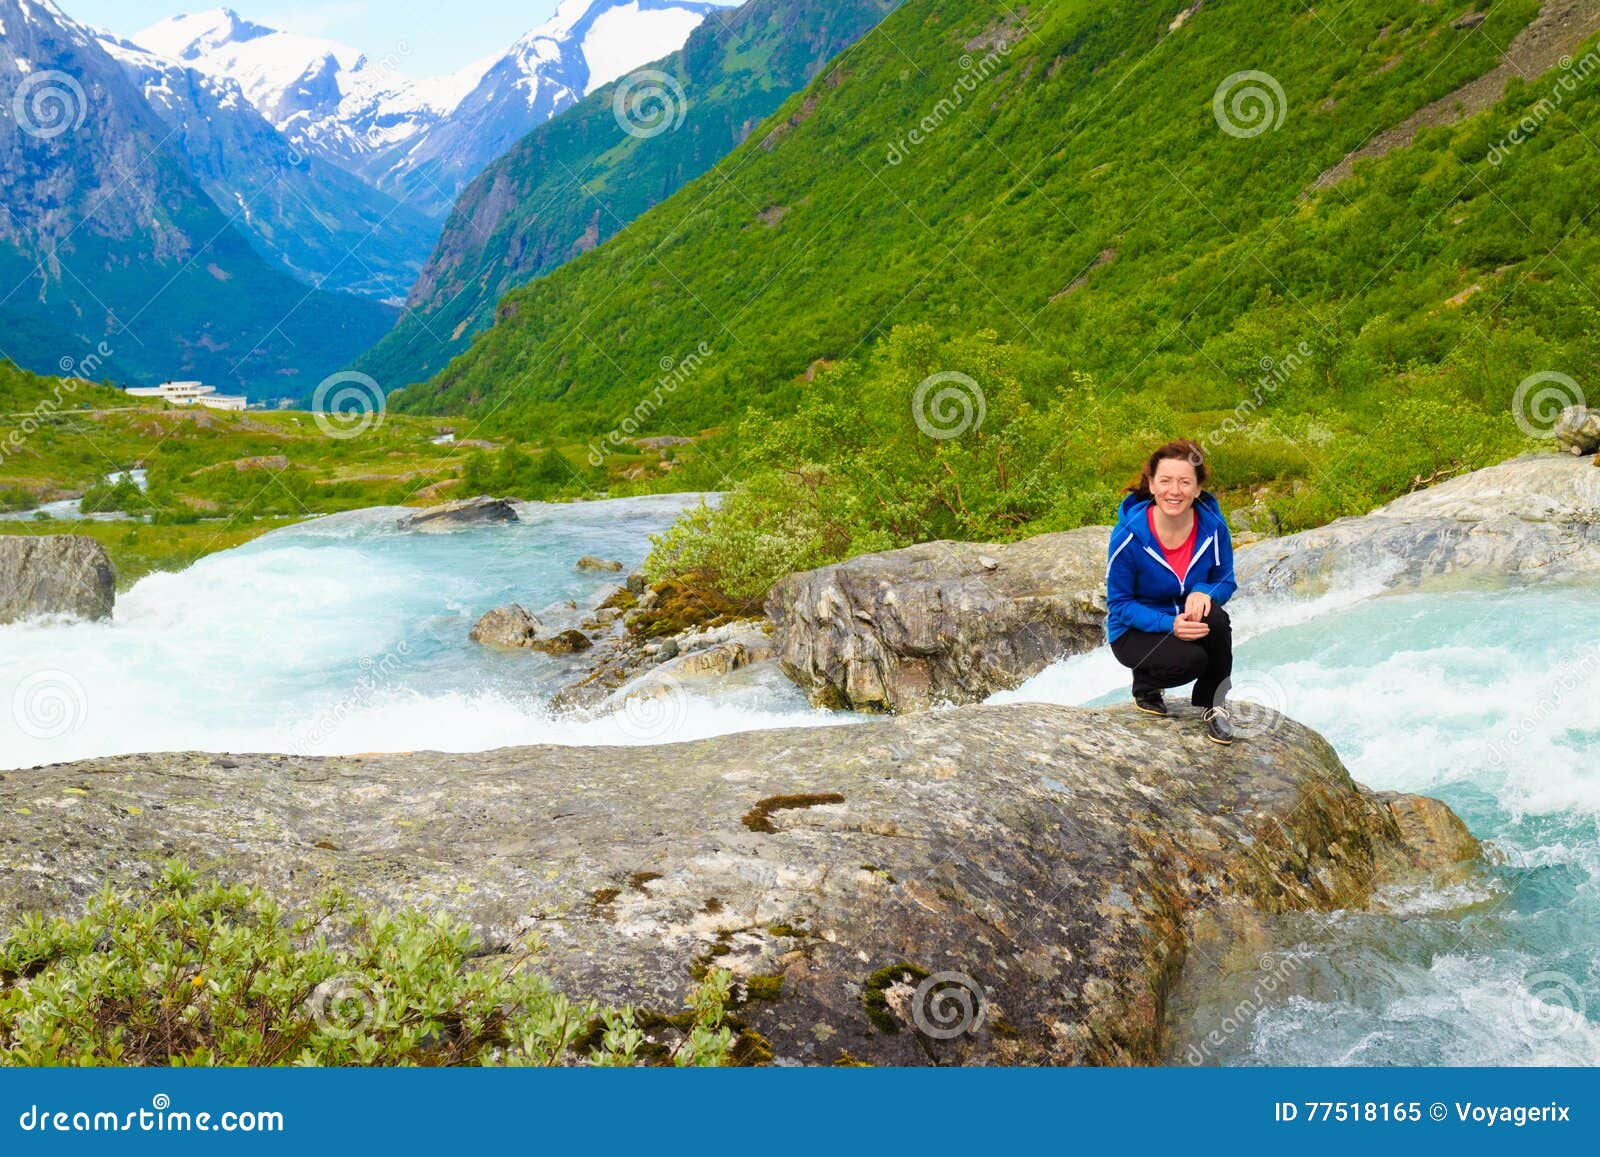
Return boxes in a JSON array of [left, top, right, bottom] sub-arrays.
[[1124, 438, 1209, 501]]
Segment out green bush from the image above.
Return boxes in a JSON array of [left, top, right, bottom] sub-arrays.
[[0, 859, 738, 1067], [0, 485, 36, 512]]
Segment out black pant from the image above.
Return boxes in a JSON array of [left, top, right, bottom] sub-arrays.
[[1110, 604, 1232, 707]]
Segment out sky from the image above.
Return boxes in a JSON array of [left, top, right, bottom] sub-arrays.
[[63, 0, 576, 76]]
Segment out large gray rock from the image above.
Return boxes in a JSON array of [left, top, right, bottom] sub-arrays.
[[0, 534, 116, 624], [1554, 405, 1600, 455], [396, 495, 518, 533], [766, 530, 1108, 712], [767, 453, 1600, 712], [0, 703, 1478, 1066], [1235, 452, 1600, 596]]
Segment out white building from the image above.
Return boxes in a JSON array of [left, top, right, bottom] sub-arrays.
[[125, 380, 248, 411]]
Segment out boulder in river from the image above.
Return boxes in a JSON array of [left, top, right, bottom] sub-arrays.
[[0, 534, 116, 624], [396, 495, 518, 533], [765, 530, 1107, 712], [0, 703, 1480, 1066], [469, 604, 543, 649], [576, 556, 624, 572]]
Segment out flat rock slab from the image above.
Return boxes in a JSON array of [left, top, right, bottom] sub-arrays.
[[0, 703, 1478, 1065]]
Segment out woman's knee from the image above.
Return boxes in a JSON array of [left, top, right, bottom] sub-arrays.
[[1151, 647, 1207, 683], [1202, 603, 1230, 628]]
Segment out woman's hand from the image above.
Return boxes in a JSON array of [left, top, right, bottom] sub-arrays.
[[1172, 616, 1209, 640], [1183, 591, 1212, 621]]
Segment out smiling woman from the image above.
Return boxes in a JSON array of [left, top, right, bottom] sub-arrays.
[[1104, 438, 1238, 744]]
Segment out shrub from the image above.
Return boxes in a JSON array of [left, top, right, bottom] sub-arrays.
[[0, 860, 739, 1067]]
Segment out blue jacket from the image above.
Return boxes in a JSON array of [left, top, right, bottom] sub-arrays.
[[1105, 490, 1236, 643]]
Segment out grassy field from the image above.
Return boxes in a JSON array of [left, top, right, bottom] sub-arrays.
[[0, 360, 706, 583]]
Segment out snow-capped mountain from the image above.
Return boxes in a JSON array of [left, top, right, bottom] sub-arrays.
[[133, 0, 736, 216], [0, 0, 395, 395], [93, 30, 436, 299]]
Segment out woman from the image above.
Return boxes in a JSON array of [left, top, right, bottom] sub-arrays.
[[1104, 439, 1237, 744]]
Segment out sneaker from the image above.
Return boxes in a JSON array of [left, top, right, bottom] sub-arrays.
[[1202, 705, 1234, 745], [1133, 690, 1169, 717]]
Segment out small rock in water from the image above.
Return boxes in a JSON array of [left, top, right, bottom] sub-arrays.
[[576, 555, 624, 572], [396, 495, 518, 533], [530, 629, 593, 655], [468, 604, 542, 649]]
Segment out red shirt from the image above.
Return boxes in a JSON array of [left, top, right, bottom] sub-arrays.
[[1148, 506, 1198, 580]]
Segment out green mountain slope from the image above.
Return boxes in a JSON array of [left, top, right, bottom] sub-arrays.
[[389, 0, 1557, 430], [357, 0, 901, 389], [389, 0, 1600, 592]]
